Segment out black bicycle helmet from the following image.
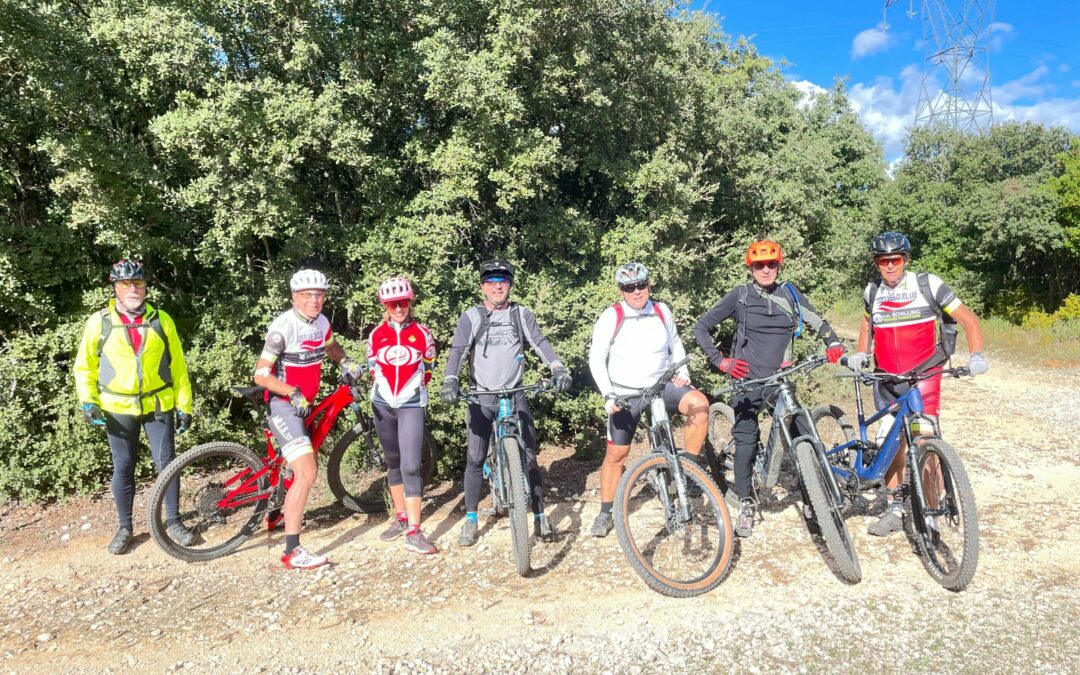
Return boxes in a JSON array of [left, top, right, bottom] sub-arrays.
[[479, 259, 515, 281], [109, 258, 146, 282], [870, 232, 911, 257]]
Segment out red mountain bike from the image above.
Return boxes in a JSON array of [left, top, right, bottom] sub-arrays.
[[147, 378, 436, 563]]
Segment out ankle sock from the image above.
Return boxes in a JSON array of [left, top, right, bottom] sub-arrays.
[[396, 511, 407, 523], [600, 501, 613, 515], [465, 511, 478, 523], [285, 534, 300, 555]]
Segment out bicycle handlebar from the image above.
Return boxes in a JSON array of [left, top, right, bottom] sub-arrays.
[[459, 379, 555, 404], [834, 366, 971, 384], [710, 353, 828, 399], [610, 355, 693, 408]]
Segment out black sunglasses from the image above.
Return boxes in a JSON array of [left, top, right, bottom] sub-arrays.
[[619, 281, 649, 293]]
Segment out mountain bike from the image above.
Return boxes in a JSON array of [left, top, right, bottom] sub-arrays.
[[611, 356, 733, 597], [813, 363, 978, 591], [148, 377, 436, 563], [458, 379, 554, 577], [708, 354, 862, 583]]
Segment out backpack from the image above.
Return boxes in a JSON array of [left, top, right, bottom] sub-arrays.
[[468, 303, 527, 359], [731, 282, 803, 356], [866, 271, 957, 359], [609, 300, 667, 346], [97, 307, 171, 366]]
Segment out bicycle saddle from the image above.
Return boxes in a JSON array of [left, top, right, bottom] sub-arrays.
[[231, 385, 267, 410]]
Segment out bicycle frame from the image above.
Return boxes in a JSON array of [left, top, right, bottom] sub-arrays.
[[217, 384, 363, 511], [823, 379, 924, 487], [463, 383, 547, 510], [616, 356, 695, 525]]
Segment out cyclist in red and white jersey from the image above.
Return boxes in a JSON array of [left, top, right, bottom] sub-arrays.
[[367, 276, 438, 554], [253, 269, 365, 569], [848, 232, 987, 536]]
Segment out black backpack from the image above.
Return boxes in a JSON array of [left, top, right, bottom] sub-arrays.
[[866, 272, 957, 359]]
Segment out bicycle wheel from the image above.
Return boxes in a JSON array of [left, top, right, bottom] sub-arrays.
[[908, 438, 979, 591], [794, 441, 861, 582], [148, 442, 269, 563], [706, 402, 734, 487], [812, 404, 856, 471], [501, 437, 532, 577], [326, 423, 387, 513], [614, 452, 734, 597], [327, 423, 437, 513]]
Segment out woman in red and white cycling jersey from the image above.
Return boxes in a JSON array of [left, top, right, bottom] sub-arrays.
[[367, 277, 439, 554]]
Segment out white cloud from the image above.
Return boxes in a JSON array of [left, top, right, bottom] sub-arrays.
[[988, 22, 1014, 52], [995, 65, 1051, 104], [791, 79, 827, 109], [846, 65, 924, 157], [851, 27, 896, 60]]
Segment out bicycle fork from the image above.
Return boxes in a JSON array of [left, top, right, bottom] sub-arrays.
[[650, 398, 693, 525]]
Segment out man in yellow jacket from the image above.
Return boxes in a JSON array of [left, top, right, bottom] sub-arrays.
[[74, 259, 195, 554]]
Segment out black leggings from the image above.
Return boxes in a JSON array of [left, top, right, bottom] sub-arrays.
[[464, 393, 543, 513], [372, 403, 427, 498], [105, 410, 178, 529]]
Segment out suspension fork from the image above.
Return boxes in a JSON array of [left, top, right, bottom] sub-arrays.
[[651, 399, 692, 524]]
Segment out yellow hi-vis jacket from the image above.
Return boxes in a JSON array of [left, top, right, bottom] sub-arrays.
[[73, 300, 193, 416]]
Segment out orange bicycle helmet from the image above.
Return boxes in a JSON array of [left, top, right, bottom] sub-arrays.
[[745, 240, 783, 266]]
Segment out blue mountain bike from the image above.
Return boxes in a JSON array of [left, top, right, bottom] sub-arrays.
[[813, 363, 979, 591]]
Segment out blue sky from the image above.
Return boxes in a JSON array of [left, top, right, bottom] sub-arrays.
[[690, 1, 1080, 159]]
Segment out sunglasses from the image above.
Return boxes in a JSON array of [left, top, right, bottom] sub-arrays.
[[876, 256, 906, 268], [750, 261, 780, 271], [482, 277, 510, 286], [619, 281, 649, 293], [385, 299, 411, 310], [295, 290, 326, 300], [116, 280, 147, 289]]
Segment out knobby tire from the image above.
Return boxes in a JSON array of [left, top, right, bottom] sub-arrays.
[[794, 441, 862, 583], [614, 453, 734, 597], [327, 424, 437, 514], [501, 437, 532, 577], [148, 442, 268, 563], [908, 438, 979, 591]]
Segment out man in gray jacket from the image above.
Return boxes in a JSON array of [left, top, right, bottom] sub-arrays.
[[440, 259, 572, 546]]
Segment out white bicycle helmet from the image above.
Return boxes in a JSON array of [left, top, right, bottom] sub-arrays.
[[289, 269, 329, 292], [378, 276, 414, 303], [614, 262, 649, 285]]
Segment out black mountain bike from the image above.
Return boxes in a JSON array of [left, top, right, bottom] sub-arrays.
[[708, 355, 862, 583], [459, 380, 553, 577]]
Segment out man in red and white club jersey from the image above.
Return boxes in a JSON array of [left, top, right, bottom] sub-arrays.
[[253, 269, 365, 569], [848, 232, 988, 537]]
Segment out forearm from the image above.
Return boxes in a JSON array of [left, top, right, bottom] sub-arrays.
[[952, 305, 984, 353], [856, 318, 870, 353], [253, 359, 296, 397]]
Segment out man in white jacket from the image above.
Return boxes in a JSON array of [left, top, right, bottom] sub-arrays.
[[586, 262, 710, 537]]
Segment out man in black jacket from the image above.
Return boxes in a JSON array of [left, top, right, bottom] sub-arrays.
[[693, 240, 844, 538]]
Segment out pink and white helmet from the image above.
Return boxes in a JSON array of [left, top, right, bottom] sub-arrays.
[[378, 276, 414, 303]]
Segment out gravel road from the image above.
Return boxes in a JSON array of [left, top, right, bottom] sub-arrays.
[[2, 359, 1078, 673]]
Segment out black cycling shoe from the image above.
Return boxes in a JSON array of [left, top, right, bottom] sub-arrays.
[[107, 527, 133, 555], [167, 522, 196, 547]]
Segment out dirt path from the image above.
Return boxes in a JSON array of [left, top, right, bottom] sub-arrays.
[[2, 359, 1079, 673]]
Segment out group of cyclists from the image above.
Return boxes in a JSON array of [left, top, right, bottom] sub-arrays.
[[74, 231, 988, 570]]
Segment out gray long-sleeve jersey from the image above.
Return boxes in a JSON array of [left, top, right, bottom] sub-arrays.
[[443, 303, 563, 391]]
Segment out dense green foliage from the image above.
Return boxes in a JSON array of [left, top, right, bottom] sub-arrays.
[[879, 124, 1078, 317], [0, 0, 1075, 500]]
